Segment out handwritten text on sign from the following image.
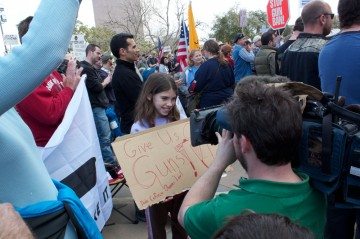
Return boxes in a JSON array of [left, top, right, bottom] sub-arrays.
[[112, 119, 217, 209]]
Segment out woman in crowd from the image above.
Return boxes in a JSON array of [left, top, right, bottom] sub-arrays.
[[181, 50, 204, 90], [131, 73, 188, 239], [158, 56, 170, 73], [192, 39, 235, 108], [178, 50, 203, 113], [221, 44, 234, 69]]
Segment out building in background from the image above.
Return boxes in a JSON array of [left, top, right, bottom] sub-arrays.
[[92, 0, 144, 38]]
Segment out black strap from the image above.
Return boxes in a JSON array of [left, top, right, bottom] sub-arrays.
[[24, 207, 69, 239], [322, 113, 332, 174]]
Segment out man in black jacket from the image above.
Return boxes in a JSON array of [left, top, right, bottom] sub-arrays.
[[80, 44, 120, 172], [281, 0, 333, 90], [110, 33, 142, 134]]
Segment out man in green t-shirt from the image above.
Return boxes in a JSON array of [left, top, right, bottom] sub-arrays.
[[178, 80, 326, 239]]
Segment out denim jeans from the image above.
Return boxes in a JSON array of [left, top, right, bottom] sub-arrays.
[[92, 107, 118, 165]]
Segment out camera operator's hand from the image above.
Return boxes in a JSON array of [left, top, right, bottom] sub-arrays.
[[63, 59, 83, 91], [178, 129, 236, 227], [213, 129, 237, 170]]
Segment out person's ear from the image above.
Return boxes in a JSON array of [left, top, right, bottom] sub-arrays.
[[320, 15, 327, 25], [240, 135, 252, 154], [147, 94, 152, 101], [119, 48, 126, 56]]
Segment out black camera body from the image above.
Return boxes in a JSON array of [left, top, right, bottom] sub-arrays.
[[189, 98, 360, 208]]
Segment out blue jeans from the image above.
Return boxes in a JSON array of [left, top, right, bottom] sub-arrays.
[[92, 107, 118, 165]]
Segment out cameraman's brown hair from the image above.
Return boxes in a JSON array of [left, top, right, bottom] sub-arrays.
[[213, 213, 314, 239], [227, 81, 302, 166]]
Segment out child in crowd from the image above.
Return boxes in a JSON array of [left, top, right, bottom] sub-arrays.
[[131, 73, 187, 239]]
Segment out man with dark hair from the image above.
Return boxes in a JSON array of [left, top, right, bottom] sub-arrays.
[[178, 79, 326, 239], [281, 0, 333, 89], [80, 44, 121, 177], [254, 31, 278, 76], [277, 17, 304, 61], [319, 0, 360, 237], [16, 16, 81, 147], [110, 33, 142, 134], [232, 33, 255, 82]]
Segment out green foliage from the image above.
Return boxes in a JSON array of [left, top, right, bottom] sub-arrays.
[[211, 9, 241, 43], [281, 25, 292, 37], [332, 15, 340, 29], [211, 9, 268, 43], [136, 38, 155, 54], [243, 11, 268, 39], [73, 21, 115, 52]]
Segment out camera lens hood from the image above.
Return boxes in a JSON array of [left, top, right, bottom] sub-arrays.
[[216, 107, 232, 131]]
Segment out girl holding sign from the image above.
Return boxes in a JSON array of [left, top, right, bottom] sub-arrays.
[[131, 73, 188, 239]]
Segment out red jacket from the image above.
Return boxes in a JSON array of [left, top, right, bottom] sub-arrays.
[[16, 71, 74, 147]]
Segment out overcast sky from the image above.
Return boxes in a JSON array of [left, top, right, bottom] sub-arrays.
[[0, 0, 339, 53]]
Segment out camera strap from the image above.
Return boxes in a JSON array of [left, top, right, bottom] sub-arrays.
[[322, 113, 333, 174]]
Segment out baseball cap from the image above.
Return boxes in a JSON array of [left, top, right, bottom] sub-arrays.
[[233, 33, 245, 44]]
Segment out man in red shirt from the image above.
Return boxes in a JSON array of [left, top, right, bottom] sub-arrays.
[[16, 16, 81, 147]]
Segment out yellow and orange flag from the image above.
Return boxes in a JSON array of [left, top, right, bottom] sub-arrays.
[[188, 1, 200, 51]]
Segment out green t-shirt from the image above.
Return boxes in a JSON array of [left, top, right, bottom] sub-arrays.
[[184, 173, 326, 239]]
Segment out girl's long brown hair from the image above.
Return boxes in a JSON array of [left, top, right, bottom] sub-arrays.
[[134, 73, 180, 128]]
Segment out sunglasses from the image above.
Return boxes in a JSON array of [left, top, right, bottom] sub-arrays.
[[316, 13, 334, 19]]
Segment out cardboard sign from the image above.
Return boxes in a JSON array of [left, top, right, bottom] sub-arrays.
[[112, 119, 217, 209]]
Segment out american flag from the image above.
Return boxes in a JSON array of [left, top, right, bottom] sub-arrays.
[[177, 18, 189, 72]]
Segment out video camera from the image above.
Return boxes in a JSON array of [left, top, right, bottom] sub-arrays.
[[189, 83, 360, 208]]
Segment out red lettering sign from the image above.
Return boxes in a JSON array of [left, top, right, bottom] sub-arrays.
[[267, 0, 290, 30]]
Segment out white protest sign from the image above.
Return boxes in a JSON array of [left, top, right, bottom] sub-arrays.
[[40, 76, 112, 230]]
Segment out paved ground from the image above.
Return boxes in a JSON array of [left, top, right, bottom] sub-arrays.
[[102, 162, 247, 239]]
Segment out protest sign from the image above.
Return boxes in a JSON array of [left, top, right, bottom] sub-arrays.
[[267, 0, 290, 30], [112, 119, 217, 209], [40, 76, 112, 230]]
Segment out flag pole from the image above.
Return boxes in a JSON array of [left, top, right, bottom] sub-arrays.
[[182, 15, 189, 57]]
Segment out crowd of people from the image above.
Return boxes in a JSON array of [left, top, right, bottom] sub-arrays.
[[1, 0, 360, 238]]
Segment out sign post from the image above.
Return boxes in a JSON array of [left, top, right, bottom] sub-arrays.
[[239, 9, 247, 28], [70, 34, 87, 61], [267, 0, 290, 30]]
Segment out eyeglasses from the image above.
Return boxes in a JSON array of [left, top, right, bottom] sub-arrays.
[[316, 13, 334, 19], [324, 13, 335, 19]]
